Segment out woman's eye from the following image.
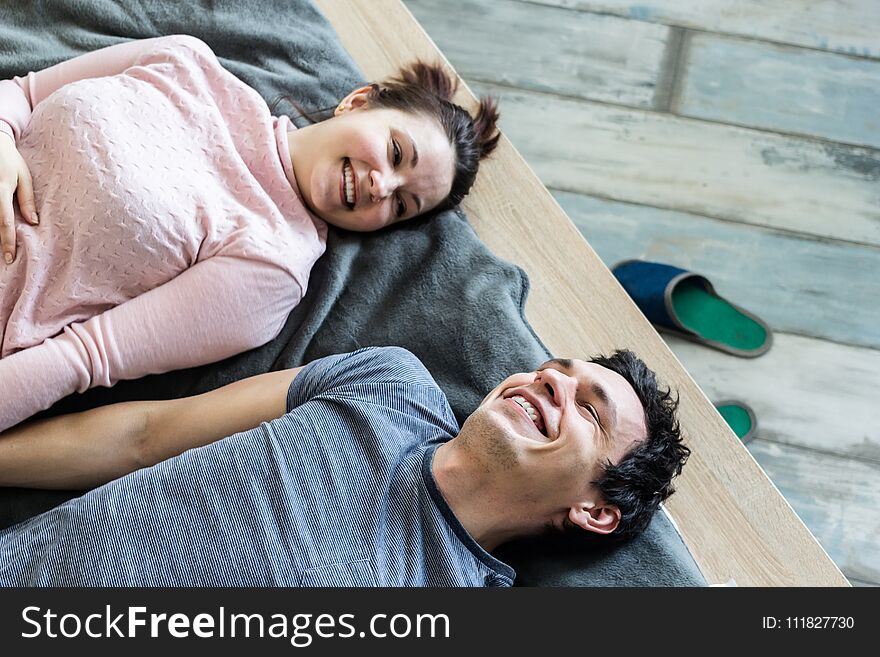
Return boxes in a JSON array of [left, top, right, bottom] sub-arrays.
[[392, 139, 402, 166], [396, 195, 406, 218]]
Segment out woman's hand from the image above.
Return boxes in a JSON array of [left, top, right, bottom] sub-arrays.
[[0, 134, 39, 264]]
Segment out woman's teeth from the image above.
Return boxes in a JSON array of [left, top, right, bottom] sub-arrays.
[[343, 160, 355, 206], [511, 395, 540, 427]]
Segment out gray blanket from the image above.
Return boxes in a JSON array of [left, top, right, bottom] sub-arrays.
[[0, 0, 704, 586]]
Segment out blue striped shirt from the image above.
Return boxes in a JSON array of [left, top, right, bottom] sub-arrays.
[[0, 347, 514, 587]]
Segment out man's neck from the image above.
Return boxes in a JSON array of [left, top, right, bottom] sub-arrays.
[[431, 440, 523, 553]]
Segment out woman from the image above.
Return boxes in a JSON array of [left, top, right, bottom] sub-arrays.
[[0, 35, 499, 432]]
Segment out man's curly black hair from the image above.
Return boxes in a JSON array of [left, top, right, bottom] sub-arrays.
[[579, 349, 690, 543]]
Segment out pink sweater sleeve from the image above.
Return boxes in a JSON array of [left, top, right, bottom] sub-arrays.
[[0, 256, 298, 432], [0, 36, 197, 141]]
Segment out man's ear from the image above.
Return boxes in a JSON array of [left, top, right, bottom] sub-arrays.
[[335, 85, 375, 116], [568, 503, 621, 535]]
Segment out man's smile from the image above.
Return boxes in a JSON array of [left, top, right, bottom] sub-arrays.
[[503, 390, 550, 440]]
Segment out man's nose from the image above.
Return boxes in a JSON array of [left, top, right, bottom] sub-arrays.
[[539, 368, 577, 406]]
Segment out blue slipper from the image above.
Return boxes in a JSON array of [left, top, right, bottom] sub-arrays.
[[612, 260, 772, 357]]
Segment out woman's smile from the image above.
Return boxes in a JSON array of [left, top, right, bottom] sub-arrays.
[[341, 158, 358, 209]]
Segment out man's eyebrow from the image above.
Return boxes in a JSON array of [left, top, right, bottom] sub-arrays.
[[542, 358, 572, 369], [591, 381, 618, 430]]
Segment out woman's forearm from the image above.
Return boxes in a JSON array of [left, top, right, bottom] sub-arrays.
[[0, 256, 294, 434]]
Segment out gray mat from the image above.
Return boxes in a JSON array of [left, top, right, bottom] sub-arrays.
[[0, 0, 705, 586]]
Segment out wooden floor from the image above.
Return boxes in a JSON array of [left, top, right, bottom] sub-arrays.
[[403, 0, 880, 586]]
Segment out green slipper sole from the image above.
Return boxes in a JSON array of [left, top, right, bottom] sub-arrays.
[[672, 278, 770, 354], [715, 400, 757, 443], [664, 274, 772, 357]]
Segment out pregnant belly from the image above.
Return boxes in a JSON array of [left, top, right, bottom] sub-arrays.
[[4, 79, 223, 352], [1, 143, 200, 354]]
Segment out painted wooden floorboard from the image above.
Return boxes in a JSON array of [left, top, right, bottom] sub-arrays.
[[746, 439, 880, 585], [472, 81, 880, 246], [524, 0, 880, 59], [554, 191, 880, 350], [663, 333, 880, 463], [405, 0, 668, 108], [679, 33, 880, 149], [849, 578, 877, 587]]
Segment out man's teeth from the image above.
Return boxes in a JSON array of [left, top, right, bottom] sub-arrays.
[[512, 395, 540, 425], [343, 160, 354, 205]]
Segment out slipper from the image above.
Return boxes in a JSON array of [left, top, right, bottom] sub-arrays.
[[612, 259, 772, 357], [715, 400, 757, 444]]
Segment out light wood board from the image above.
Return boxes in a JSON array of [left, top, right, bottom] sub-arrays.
[[314, 0, 849, 586]]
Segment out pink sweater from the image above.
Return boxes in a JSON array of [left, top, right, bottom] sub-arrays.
[[0, 36, 327, 432]]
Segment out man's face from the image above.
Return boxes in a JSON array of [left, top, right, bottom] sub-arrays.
[[461, 358, 647, 532]]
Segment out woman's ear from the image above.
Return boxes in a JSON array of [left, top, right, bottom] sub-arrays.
[[335, 85, 375, 116], [568, 503, 621, 535]]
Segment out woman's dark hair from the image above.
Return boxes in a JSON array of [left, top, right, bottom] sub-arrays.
[[363, 61, 499, 211], [575, 350, 690, 544], [273, 61, 500, 213]]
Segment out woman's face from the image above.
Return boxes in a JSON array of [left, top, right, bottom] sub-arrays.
[[288, 89, 456, 231]]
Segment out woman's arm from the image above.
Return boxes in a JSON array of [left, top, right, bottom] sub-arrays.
[[0, 36, 199, 142], [0, 255, 301, 433], [0, 366, 302, 490]]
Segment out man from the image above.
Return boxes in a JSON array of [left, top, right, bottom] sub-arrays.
[[0, 346, 688, 586]]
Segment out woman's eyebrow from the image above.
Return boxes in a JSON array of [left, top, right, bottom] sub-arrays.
[[398, 127, 419, 169], [410, 135, 419, 168], [400, 129, 422, 213]]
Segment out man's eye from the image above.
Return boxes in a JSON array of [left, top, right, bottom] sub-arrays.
[[396, 195, 406, 218], [579, 401, 600, 422], [392, 139, 402, 166]]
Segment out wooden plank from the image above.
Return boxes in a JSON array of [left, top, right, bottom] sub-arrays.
[[315, 0, 849, 587], [404, 0, 668, 108], [525, 0, 880, 59], [664, 333, 880, 462], [747, 440, 880, 584], [849, 578, 878, 587], [471, 81, 880, 246], [679, 33, 880, 149], [555, 191, 880, 350]]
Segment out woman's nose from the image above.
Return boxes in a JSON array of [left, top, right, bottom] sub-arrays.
[[369, 169, 393, 202]]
